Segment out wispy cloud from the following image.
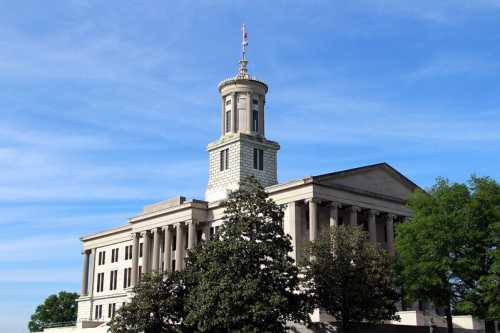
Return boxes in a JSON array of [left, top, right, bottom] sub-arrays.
[[408, 55, 499, 79]]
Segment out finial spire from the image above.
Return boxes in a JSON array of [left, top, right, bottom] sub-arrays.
[[238, 24, 249, 78]]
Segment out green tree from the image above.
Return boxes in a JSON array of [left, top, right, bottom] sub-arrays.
[[109, 272, 189, 333], [184, 177, 311, 333], [28, 291, 79, 332], [303, 225, 399, 330], [396, 176, 500, 333], [454, 176, 500, 333]]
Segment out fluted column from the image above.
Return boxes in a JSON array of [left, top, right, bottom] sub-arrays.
[[81, 250, 90, 295], [175, 223, 185, 271], [348, 206, 361, 227], [152, 228, 161, 272], [131, 232, 139, 286], [386, 214, 396, 256], [163, 226, 173, 273], [306, 198, 319, 241], [329, 202, 342, 228], [142, 230, 151, 274], [188, 221, 197, 250], [368, 209, 379, 243]]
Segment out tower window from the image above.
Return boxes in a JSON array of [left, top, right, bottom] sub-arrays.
[[225, 111, 231, 133], [220, 148, 229, 171], [252, 110, 259, 132], [253, 148, 264, 170]]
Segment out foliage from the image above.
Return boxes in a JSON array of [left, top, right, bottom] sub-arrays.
[[396, 176, 500, 333], [28, 291, 79, 332], [108, 272, 189, 333], [183, 177, 311, 333], [303, 225, 400, 329]]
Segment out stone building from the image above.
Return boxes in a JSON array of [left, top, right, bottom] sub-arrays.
[[73, 44, 417, 330], [44, 34, 496, 333]]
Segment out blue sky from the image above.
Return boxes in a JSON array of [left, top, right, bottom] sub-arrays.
[[1, 1, 500, 332]]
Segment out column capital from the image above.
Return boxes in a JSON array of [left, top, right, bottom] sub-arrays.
[[386, 213, 397, 221], [187, 219, 198, 226], [347, 205, 361, 213], [140, 230, 150, 237], [152, 227, 161, 234], [328, 201, 342, 209], [368, 209, 380, 216], [304, 197, 321, 204], [162, 225, 172, 232], [81, 249, 91, 255]]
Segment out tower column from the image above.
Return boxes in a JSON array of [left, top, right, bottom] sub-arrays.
[[368, 209, 379, 244], [231, 92, 237, 133], [131, 232, 139, 286], [221, 96, 225, 136], [258, 94, 265, 136]]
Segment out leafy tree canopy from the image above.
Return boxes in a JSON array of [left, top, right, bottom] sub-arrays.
[[303, 225, 400, 329], [183, 177, 311, 333], [109, 272, 189, 333], [396, 176, 500, 333], [29, 291, 78, 332]]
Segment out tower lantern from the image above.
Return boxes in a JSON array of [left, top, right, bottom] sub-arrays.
[[205, 25, 280, 202]]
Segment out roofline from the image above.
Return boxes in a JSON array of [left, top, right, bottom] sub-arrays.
[[81, 224, 132, 242], [312, 162, 423, 192]]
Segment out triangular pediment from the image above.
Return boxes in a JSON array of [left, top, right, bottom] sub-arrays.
[[314, 163, 419, 201]]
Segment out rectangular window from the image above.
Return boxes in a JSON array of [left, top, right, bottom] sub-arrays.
[[95, 304, 102, 320], [108, 303, 116, 318], [252, 110, 259, 132], [124, 245, 130, 260], [220, 148, 229, 171], [225, 148, 229, 170], [111, 248, 119, 263], [253, 148, 264, 170], [96, 273, 105, 292], [109, 270, 118, 290], [225, 111, 231, 133], [98, 251, 106, 265], [259, 149, 263, 170], [138, 266, 142, 282], [123, 268, 131, 288], [139, 243, 143, 258]]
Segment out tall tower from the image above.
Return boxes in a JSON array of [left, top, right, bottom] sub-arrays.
[[205, 25, 280, 202]]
